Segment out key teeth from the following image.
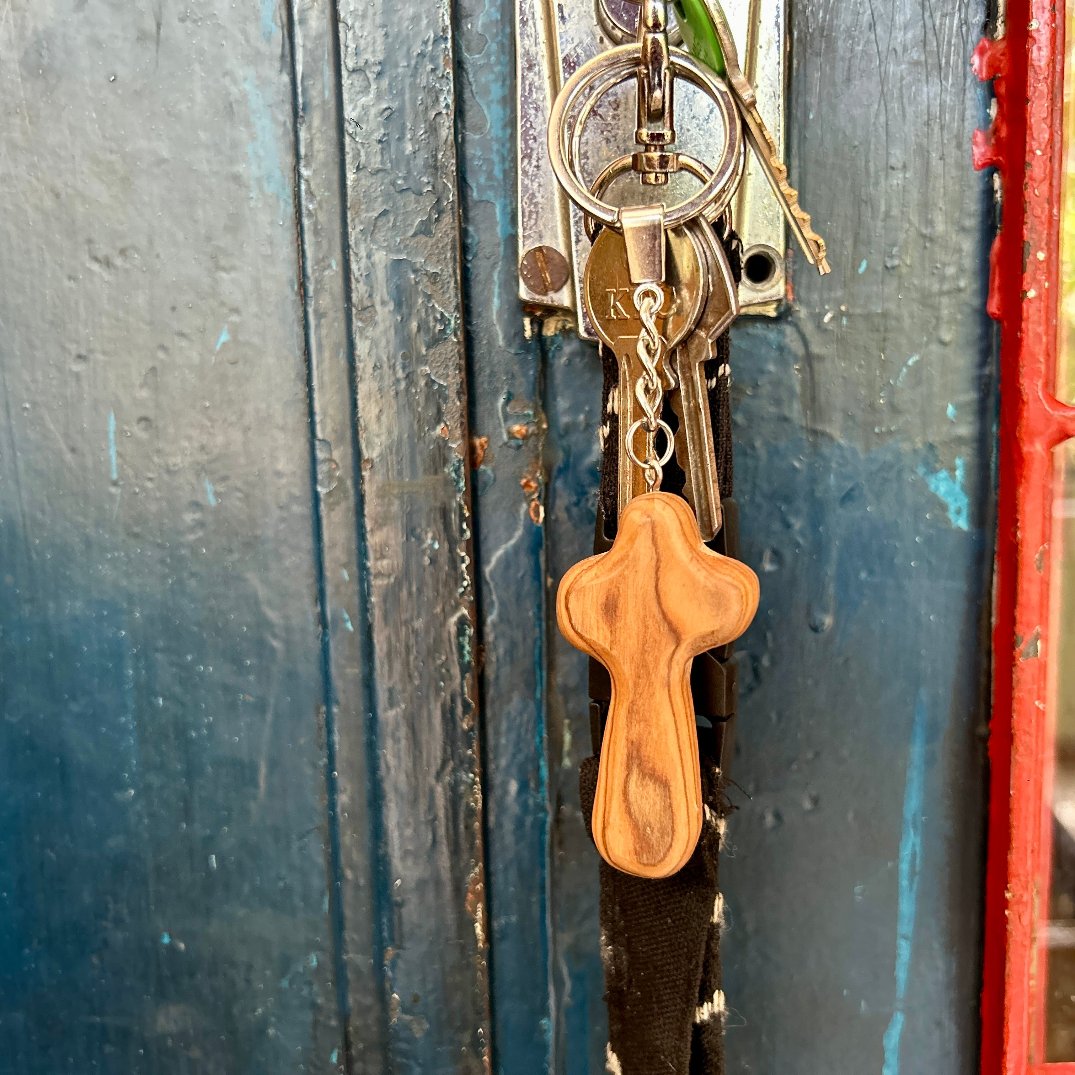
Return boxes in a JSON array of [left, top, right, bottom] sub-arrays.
[[746, 109, 830, 274], [764, 151, 829, 273]]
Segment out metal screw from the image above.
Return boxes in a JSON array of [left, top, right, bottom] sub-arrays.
[[520, 246, 571, 297]]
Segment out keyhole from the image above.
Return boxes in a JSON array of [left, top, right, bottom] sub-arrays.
[[743, 247, 780, 289]]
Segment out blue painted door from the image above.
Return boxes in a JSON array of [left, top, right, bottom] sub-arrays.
[[0, 1, 994, 1073]]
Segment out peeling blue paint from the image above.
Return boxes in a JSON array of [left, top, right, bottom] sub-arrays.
[[882, 693, 930, 1075], [160, 931, 172, 946], [858, 258, 868, 274], [107, 410, 118, 482], [260, 0, 277, 40], [341, 611, 354, 633], [215, 325, 231, 352], [946, 402, 957, 422], [243, 76, 290, 213], [895, 353, 920, 386], [917, 457, 969, 531], [204, 479, 218, 507]]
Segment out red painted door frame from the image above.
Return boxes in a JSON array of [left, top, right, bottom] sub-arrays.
[[976, 1, 1075, 1072]]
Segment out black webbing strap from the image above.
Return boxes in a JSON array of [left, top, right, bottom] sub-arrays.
[[580, 755, 729, 1075], [584, 222, 743, 1075]]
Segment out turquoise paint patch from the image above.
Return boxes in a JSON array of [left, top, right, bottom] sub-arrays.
[[243, 76, 290, 212], [215, 325, 230, 352], [858, 258, 868, 274], [341, 610, 354, 633], [260, 0, 277, 39], [918, 456, 969, 530], [107, 410, 119, 482], [946, 402, 957, 422], [160, 931, 172, 946], [204, 479, 218, 507], [330, 1049, 339, 1065], [882, 693, 930, 1075]]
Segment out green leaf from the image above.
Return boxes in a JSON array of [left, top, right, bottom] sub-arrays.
[[671, 0, 726, 76]]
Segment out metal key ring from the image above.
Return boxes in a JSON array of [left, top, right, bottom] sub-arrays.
[[582, 152, 742, 243], [625, 417, 676, 471], [548, 44, 743, 230], [571, 74, 744, 233]]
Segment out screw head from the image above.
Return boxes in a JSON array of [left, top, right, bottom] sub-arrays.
[[520, 246, 571, 297]]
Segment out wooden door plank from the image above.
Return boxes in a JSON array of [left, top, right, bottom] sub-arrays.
[[333, 1, 492, 1070], [451, 0, 557, 1065], [0, 3, 345, 1071], [286, 2, 388, 1070], [543, 336, 615, 1074], [715, 2, 993, 1071]]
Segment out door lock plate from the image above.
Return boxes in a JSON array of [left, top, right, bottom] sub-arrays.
[[517, 0, 788, 331]]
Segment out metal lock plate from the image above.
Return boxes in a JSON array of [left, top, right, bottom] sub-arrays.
[[516, 0, 788, 330]]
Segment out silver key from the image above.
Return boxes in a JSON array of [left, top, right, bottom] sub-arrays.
[[669, 223, 739, 541]]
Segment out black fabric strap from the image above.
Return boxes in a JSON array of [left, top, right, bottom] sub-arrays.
[[580, 755, 729, 1075]]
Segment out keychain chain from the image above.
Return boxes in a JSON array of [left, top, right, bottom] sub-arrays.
[[625, 282, 676, 491]]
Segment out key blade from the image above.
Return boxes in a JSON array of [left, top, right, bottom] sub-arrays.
[[740, 109, 831, 274], [668, 223, 736, 541], [672, 339, 723, 539], [700, 0, 830, 275], [583, 225, 707, 516]]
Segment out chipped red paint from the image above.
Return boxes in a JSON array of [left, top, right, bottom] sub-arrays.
[[976, 2, 1075, 1072]]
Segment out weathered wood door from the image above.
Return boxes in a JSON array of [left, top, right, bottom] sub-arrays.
[[0, 1, 994, 1072]]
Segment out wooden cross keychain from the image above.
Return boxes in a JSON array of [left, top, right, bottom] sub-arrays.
[[555, 205, 759, 878], [558, 491, 758, 877]]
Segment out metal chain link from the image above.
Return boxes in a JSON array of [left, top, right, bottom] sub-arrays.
[[625, 281, 675, 490]]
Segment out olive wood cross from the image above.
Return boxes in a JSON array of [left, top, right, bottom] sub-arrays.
[[557, 492, 760, 878]]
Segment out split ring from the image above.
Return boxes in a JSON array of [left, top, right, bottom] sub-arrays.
[[547, 44, 743, 230], [583, 152, 741, 243], [625, 418, 676, 472]]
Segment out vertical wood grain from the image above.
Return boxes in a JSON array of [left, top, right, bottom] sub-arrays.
[[286, 2, 386, 1069], [451, 0, 557, 1064], [718, 3, 994, 1071], [333, 0, 492, 1069]]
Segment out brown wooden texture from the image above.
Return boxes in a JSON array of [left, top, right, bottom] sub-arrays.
[[556, 492, 760, 877]]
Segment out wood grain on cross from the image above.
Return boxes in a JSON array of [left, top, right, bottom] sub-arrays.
[[557, 493, 760, 878]]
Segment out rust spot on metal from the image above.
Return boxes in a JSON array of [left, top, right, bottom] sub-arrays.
[[438, 422, 450, 439], [504, 397, 547, 444], [520, 473, 545, 525], [470, 434, 490, 469]]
